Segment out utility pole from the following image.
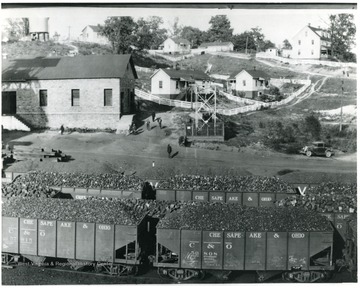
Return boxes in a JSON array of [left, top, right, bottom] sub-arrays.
[[245, 36, 248, 54], [339, 69, 349, 132]]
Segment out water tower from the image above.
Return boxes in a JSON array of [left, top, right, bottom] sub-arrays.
[[29, 17, 49, 41]]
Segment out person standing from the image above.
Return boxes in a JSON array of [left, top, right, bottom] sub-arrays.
[[146, 120, 150, 131], [152, 111, 156, 122], [157, 117, 162, 129], [167, 144, 172, 158], [60, 125, 65, 135]]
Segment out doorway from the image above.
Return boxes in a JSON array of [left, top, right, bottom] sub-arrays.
[[2, 91, 17, 115]]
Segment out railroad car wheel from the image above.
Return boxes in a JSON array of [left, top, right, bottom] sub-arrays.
[[158, 268, 204, 281], [306, 151, 312, 157], [325, 151, 332, 158]]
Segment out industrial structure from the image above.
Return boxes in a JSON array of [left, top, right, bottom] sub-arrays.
[[29, 17, 50, 41]]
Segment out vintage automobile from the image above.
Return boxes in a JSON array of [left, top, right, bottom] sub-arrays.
[[300, 141, 334, 158]]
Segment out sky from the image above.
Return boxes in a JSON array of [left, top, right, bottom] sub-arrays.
[[1, 3, 357, 48]]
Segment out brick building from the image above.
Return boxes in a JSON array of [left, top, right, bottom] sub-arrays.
[[2, 55, 137, 129]]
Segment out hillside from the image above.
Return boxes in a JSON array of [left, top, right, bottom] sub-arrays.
[[1, 40, 172, 69]]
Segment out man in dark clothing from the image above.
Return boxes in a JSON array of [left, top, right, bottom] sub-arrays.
[[60, 125, 64, 135], [157, 117, 162, 128], [167, 144, 172, 158], [152, 111, 156, 122], [146, 120, 150, 131]]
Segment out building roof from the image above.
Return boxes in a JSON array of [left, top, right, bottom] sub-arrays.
[[82, 25, 101, 33], [229, 69, 270, 80], [308, 26, 331, 41], [199, 41, 234, 48], [170, 38, 191, 45], [2, 54, 138, 82], [152, 68, 210, 81]]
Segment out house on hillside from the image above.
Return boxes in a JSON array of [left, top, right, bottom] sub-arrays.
[[199, 41, 234, 52], [150, 68, 211, 100], [2, 55, 137, 129], [265, 47, 278, 56], [80, 25, 109, 45], [159, 38, 191, 54], [227, 69, 270, 99], [290, 24, 332, 59]]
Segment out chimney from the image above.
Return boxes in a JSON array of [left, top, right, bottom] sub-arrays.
[[308, 23, 311, 27]]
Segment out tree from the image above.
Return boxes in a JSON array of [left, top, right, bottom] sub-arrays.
[[168, 17, 183, 37], [207, 15, 233, 42], [282, 39, 292, 49], [250, 27, 265, 51], [303, 114, 321, 140], [135, 17, 167, 50], [179, 26, 204, 48], [263, 39, 276, 50], [232, 32, 256, 52], [328, 14, 356, 62], [99, 17, 137, 54], [4, 18, 27, 40], [22, 18, 29, 35]]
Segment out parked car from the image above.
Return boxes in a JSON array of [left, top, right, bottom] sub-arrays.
[[299, 141, 334, 158]]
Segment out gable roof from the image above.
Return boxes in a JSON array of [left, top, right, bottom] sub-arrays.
[[2, 54, 138, 82], [307, 26, 331, 41], [151, 68, 210, 81], [82, 25, 101, 33], [170, 38, 190, 45], [199, 41, 234, 48], [229, 69, 270, 80]]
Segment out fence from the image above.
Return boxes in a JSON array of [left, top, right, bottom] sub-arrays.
[[135, 66, 154, 73], [256, 53, 357, 68], [135, 78, 312, 116]]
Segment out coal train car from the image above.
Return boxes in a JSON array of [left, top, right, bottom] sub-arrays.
[[1, 198, 155, 276], [1, 216, 153, 275], [154, 206, 335, 283]]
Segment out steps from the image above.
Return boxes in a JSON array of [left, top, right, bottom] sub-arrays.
[[1, 116, 31, 131], [116, 114, 135, 135]]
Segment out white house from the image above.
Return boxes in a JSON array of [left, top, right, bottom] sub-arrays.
[[159, 38, 191, 54], [199, 41, 234, 52], [227, 69, 270, 98], [290, 24, 332, 59], [80, 25, 109, 45], [150, 68, 210, 100], [265, 47, 278, 56]]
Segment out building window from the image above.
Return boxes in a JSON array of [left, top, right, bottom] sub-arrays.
[[176, 81, 179, 89], [298, 40, 301, 45], [71, 89, 80, 106], [104, 89, 112, 106], [312, 39, 314, 45], [298, 50, 301, 55], [159, 81, 163, 88], [39, 90, 47, 107], [305, 31, 308, 37], [311, 50, 314, 55], [243, 80, 246, 86]]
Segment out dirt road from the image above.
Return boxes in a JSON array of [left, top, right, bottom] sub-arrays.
[[3, 130, 356, 183]]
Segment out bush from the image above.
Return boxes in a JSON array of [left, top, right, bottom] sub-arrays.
[[269, 86, 280, 96]]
